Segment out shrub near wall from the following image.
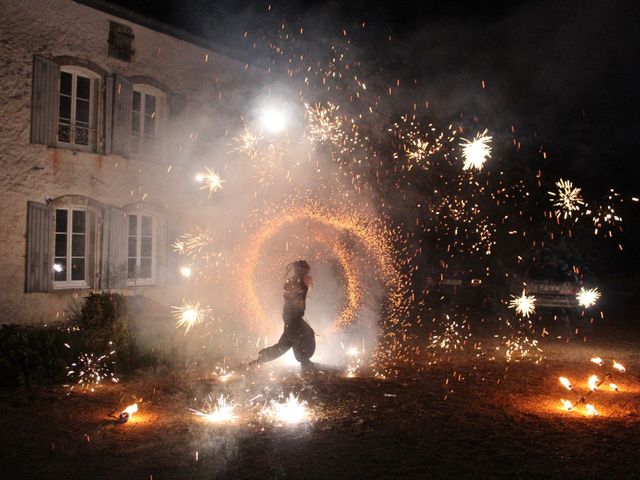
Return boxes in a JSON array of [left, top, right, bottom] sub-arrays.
[[0, 324, 76, 385], [0, 292, 132, 386]]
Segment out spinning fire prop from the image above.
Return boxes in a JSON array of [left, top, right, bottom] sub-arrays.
[[557, 358, 626, 416]]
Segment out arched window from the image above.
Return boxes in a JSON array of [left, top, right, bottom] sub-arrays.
[[57, 66, 100, 150], [50, 196, 102, 290], [131, 84, 166, 157]]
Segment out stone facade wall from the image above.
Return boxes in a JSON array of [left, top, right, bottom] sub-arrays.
[[0, 0, 263, 323]]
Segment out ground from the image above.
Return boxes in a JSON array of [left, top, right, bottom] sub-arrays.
[[1, 322, 638, 480]]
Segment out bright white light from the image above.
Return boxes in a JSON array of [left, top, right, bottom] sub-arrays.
[[195, 173, 204, 182], [261, 107, 287, 134], [576, 287, 601, 308], [53, 264, 63, 273], [179, 266, 192, 278], [265, 393, 308, 424]]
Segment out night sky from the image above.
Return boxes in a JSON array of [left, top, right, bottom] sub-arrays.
[[111, 0, 640, 192], [110, 0, 640, 262]]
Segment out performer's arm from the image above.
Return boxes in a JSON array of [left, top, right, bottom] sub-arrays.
[[304, 274, 313, 288]]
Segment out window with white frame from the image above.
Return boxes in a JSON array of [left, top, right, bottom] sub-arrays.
[[57, 68, 98, 150], [131, 86, 164, 155], [53, 208, 88, 288], [127, 214, 156, 284]]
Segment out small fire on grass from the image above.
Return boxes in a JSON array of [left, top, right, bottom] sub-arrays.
[[119, 403, 138, 423]]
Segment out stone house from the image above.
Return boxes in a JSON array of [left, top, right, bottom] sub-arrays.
[[0, 0, 262, 324]]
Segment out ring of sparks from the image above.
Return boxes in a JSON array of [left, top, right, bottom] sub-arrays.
[[235, 201, 408, 337]]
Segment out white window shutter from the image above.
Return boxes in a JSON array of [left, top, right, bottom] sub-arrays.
[[111, 74, 132, 157], [103, 76, 114, 155], [30, 55, 60, 146], [100, 207, 128, 289], [25, 201, 52, 292]]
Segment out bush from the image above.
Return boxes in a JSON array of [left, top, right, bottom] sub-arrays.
[[0, 324, 76, 386], [71, 292, 131, 369]]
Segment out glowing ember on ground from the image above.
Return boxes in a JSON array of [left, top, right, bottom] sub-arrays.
[[577, 287, 601, 308], [508, 291, 536, 318], [172, 301, 212, 334], [559, 377, 573, 390], [191, 395, 237, 423], [460, 129, 492, 171], [264, 393, 309, 425]]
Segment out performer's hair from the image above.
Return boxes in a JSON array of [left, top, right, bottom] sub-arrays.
[[286, 260, 310, 278]]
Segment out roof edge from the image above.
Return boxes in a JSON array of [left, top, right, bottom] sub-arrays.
[[71, 0, 251, 66]]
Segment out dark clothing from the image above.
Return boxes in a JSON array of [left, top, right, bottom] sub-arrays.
[[257, 274, 315, 365], [257, 317, 316, 364]]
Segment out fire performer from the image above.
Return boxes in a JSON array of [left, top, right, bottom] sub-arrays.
[[250, 260, 316, 368]]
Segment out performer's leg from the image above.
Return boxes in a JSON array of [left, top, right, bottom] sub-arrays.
[[292, 320, 316, 365], [256, 327, 294, 364]]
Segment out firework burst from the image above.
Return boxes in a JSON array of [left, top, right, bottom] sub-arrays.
[[304, 102, 343, 145], [197, 167, 225, 197], [172, 300, 213, 334], [428, 315, 471, 354], [576, 287, 601, 308], [66, 351, 119, 390], [549, 179, 585, 219], [508, 291, 537, 318], [460, 129, 492, 171]]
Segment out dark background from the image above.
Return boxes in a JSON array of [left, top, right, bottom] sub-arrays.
[[108, 0, 640, 271]]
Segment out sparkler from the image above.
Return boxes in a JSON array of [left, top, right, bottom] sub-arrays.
[[172, 301, 212, 334], [460, 129, 492, 171], [548, 179, 585, 219], [576, 287, 601, 308], [264, 393, 309, 425], [191, 395, 237, 423], [508, 291, 537, 318]]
